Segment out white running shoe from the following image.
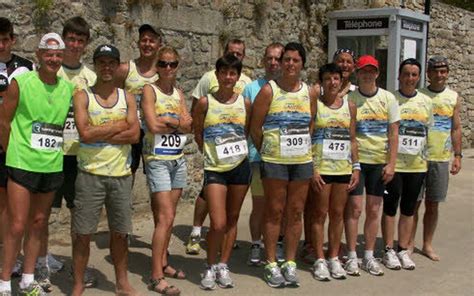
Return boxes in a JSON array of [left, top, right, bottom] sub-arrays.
[[215, 264, 234, 288], [328, 258, 347, 279], [397, 250, 416, 270], [47, 253, 64, 273], [312, 259, 330, 281], [361, 257, 384, 276], [344, 257, 360, 276], [200, 265, 217, 290], [383, 248, 401, 270]]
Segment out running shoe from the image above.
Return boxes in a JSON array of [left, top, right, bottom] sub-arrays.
[[47, 253, 64, 273], [328, 258, 347, 279], [185, 234, 201, 255], [281, 261, 299, 287], [263, 262, 285, 288], [344, 257, 360, 276], [383, 248, 401, 270], [397, 250, 416, 270], [312, 259, 330, 281], [35, 265, 52, 293], [247, 244, 262, 266], [361, 257, 384, 276], [276, 242, 285, 264], [215, 264, 234, 288], [18, 281, 46, 296], [11, 259, 22, 277], [200, 266, 217, 290]]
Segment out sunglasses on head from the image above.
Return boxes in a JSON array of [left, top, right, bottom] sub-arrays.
[[157, 60, 179, 68]]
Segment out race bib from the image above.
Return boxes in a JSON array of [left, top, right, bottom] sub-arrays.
[[215, 133, 248, 161], [63, 107, 78, 140], [280, 125, 310, 157], [154, 134, 187, 155], [322, 129, 350, 160], [398, 125, 426, 155], [31, 122, 63, 151]]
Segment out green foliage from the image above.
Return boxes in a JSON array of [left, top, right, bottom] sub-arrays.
[[441, 0, 474, 12], [33, 0, 54, 13]]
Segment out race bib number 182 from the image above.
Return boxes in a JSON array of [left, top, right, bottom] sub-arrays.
[[31, 122, 63, 151]]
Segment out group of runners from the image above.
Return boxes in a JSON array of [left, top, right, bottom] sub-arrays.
[[0, 15, 462, 296]]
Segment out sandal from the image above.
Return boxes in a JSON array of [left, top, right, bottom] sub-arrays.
[[148, 277, 181, 295], [163, 264, 186, 280]]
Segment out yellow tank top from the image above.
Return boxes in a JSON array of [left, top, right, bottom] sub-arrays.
[[143, 84, 186, 161], [394, 91, 433, 173], [261, 80, 312, 164], [124, 60, 159, 128], [78, 88, 132, 177], [420, 87, 458, 162], [57, 64, 97, 155], [203, 94, 248, 172], [312, 96, 352, 175]]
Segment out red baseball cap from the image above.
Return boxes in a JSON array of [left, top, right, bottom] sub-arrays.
[[356, 55, 379, 70]]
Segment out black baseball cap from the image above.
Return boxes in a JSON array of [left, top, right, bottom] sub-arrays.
[[427, 56, 449, 70], [138, 24, 162, 37], [93, 44, 120, 63]]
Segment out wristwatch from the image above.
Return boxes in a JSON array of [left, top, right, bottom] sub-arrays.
[[454, 152, 463, 158]]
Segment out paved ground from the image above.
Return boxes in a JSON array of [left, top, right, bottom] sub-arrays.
[[2, 149, 473, 295]]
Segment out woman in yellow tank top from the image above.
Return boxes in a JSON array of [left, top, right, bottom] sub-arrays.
[[309, 63, 360, 281], [193, 54, 251, 290], [141, 46, 192, 295], [250, 43, 318, 288]]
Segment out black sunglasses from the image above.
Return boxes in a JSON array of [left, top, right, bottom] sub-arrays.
[[157, 60, 179, 68]]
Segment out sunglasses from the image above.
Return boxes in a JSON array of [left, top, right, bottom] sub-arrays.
[[157, 60, 179, 68]]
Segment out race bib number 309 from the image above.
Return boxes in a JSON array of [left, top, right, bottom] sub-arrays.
[[280, 125, 310, 157], [31, 122, 63, 151]]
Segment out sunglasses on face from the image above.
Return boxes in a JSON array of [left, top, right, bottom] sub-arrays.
[[157, 60, 179, 68]]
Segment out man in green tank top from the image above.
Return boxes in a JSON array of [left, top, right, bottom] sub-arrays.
[[0, 33, 74, 295], [71, 44, 139, 296]]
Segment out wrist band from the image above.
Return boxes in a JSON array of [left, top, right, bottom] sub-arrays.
[[352, 162, 361, 171]]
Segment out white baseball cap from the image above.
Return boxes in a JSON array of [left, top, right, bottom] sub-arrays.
[[38, 32, 65, 50]]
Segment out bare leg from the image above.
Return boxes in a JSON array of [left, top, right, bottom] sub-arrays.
[[382, 214, 396, 249], [205, 184, 227, 265], [327, 184, 348, 259], [249, 194, 265, 242], [408, 201, 422, 253], [398, 214, 413, 249], [344, 195, 363, 253], [310, 185, 330, 259], [262, 178, 287, 263], [422, 200, 440, 261], [364, 195, 383, 252], [72, 234, 91, 296], [193, 195, 208, 228], [284, 180, 310, 261], [220, 184, 249, 263], [111, 231, 136, 295], [0, 188, 6, 245]]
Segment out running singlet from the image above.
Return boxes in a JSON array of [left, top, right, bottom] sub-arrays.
[[0, 54, 34, 102], [143, 84, 186, 161], [203, 94, 248, 172], [57, 64, 97, 155], [124, 60, 159, 127], [192, 70, 252, 99], [261, 80, 312, 165], [394, 91, 433, 173], [420, 87, 458, 162], [312, 96, 352, 175], [349, 88, 400, 164], [6, 71, 74, 173], [78, 88, 132, 177], [242, 78, 267, 163]]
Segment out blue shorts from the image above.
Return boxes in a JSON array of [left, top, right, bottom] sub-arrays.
[[145, 158, 187, 193]]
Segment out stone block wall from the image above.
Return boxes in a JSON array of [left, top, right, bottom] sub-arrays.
[[1, 0, 472, 210]]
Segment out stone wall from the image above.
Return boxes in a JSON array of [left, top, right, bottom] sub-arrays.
[[1, 0, 472, 210]]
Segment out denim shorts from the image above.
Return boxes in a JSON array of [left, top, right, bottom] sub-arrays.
[[145, 158, 187, 193]]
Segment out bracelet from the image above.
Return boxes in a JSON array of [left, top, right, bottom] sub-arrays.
[[352, 162, 361, 171]]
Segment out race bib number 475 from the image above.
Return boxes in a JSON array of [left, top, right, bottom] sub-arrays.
[[31, 122, 63, 151]]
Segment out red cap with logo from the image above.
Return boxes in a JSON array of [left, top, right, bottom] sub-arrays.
[[356, 55, 379, 70]]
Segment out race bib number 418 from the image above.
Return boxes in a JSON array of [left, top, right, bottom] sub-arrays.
[[31, 122, 63, 151]]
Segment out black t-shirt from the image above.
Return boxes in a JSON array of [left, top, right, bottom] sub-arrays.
[[0, 54, 34, 93]]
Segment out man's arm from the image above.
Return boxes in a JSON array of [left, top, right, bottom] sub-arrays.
[[0, 79, 20, 150], [74, 90, 128, 143], [108, 91, 140, 144], [192, 96, 208, 153], [450, 95, 462, 175], [249, 83, 272, 151], [348, 100, 360, 191], [114, 62, 129, 89], [382, 121, 399, 184]]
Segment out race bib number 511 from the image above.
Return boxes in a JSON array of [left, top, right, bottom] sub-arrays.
[[31, 122, 63, 151]]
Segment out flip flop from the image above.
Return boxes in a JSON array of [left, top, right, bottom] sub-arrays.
[[148, 277, 181, 295], [163, 264, 186, 279]]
